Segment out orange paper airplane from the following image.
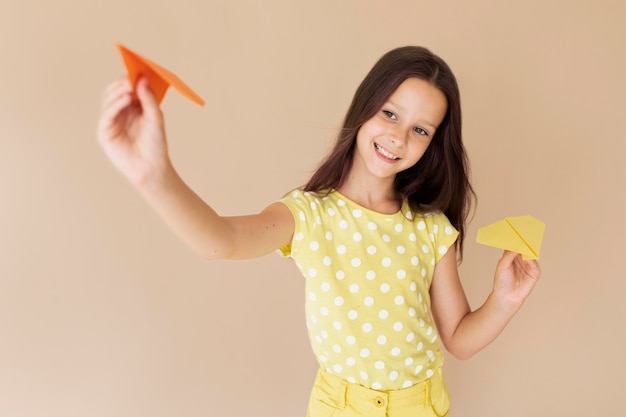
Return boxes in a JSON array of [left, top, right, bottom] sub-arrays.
[[116, 43, 205, 106], [476, 215, 545, 260]]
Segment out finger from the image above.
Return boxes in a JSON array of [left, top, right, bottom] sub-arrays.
[[135, 77, 163, 123], [101, 77, 133, 110], [103, 76, 131, 96], [97, 92, 134, 141], [102, 77, 132, 100], [509, 254, 541, 283], [516, 258, 541, 280], [498, 250, 520, 267]]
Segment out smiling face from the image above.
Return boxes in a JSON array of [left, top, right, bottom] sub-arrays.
[[350, 77, 448, 188]]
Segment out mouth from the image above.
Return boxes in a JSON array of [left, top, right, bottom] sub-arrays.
[[374, 142, 400, 160]]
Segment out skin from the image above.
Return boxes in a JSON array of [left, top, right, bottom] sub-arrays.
[[339, 78, 447, 214], [97, 76, 541, 360]]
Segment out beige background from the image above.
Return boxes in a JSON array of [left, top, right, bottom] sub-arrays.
[[1, 0, 624, 416]]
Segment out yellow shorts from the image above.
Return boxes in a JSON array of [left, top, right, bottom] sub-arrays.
[[307, 367, 450, 417]]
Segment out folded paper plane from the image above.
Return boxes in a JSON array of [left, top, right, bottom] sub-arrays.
[[116, 43, 205, 106], [476, 215, 545, 260]]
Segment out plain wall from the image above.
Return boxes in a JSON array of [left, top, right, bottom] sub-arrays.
[[1, 0, 624, 416]]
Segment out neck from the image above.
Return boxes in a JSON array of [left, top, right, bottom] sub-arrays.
[[337, 175, 401, 214]]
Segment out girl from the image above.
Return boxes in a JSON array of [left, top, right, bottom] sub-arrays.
[[98, 46, 541, 417]]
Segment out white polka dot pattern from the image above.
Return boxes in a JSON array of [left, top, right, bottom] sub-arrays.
[[279, 190, 458, 390]]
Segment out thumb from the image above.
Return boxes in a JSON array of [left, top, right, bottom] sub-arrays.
[[498, 250, 520, 268], [497, 250, 541, 280], [135, 77, 163, 123]]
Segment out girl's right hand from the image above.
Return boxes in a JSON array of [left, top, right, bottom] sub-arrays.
[[97, 77, 171, 187]]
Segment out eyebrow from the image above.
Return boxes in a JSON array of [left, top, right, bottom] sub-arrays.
[[386, 100, 438, 130]]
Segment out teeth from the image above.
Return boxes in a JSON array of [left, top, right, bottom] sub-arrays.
[[375, 143, 400, 160]]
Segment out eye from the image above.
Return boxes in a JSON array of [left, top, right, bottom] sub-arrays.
[[413, 127, 429, 136], [382, 110, 397, 120]]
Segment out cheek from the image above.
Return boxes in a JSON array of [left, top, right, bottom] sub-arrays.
[[406, 142, 432, 165], [356, 124, 369, 141], [358, 118, 384, 138], [355, 127, 372, 150]]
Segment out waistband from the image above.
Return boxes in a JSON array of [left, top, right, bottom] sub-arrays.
[[315, 367, 445, 412]]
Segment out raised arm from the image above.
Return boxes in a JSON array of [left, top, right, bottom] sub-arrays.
[[97, 77, 294, 260], [429, 247, 541, 360]]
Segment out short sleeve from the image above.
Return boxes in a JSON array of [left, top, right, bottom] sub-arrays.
[[426, 212, 459, 263], [277, 244, 291, 258], [276, 189, 312, 258]]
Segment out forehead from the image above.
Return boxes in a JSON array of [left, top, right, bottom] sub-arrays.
[[386, 77, 448, 127]]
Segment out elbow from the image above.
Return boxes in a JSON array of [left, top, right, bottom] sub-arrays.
[[199, 252, 222, 261], [448, 349, 476, 361], [443, 342, 477, 361], [197, 245, 234, 261]]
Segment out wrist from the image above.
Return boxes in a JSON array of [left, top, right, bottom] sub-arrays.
[[135, 160, 180, 197], [487, 290, 522, 316]]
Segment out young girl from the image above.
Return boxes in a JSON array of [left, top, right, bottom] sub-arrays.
[[98, 46, 541, 417]]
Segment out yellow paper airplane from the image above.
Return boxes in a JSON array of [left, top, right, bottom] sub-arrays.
[[476, 215, 545, 260], [116, 43, 205, 106]]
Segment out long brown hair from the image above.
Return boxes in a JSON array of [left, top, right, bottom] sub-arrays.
[[304, 46, 475, 259]]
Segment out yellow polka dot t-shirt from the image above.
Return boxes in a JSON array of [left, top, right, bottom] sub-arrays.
[[279, 189, 459, 390]]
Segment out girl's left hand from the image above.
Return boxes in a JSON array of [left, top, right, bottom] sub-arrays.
[[493, 250, 541, 309]]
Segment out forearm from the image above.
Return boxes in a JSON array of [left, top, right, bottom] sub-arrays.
[[432, 250, 540, 360], [445, 292, 521, 360], [136, 164, 236, 259]]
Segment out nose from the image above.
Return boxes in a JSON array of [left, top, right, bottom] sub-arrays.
[[389, 126, 408, 146]]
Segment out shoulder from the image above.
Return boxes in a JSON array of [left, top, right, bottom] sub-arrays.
[[412, 209, 456, 232], [276, 189, 327, 257], [281, 188, 316, 205], [413, 210, 459, 261], [280, 189, 331, 215]]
